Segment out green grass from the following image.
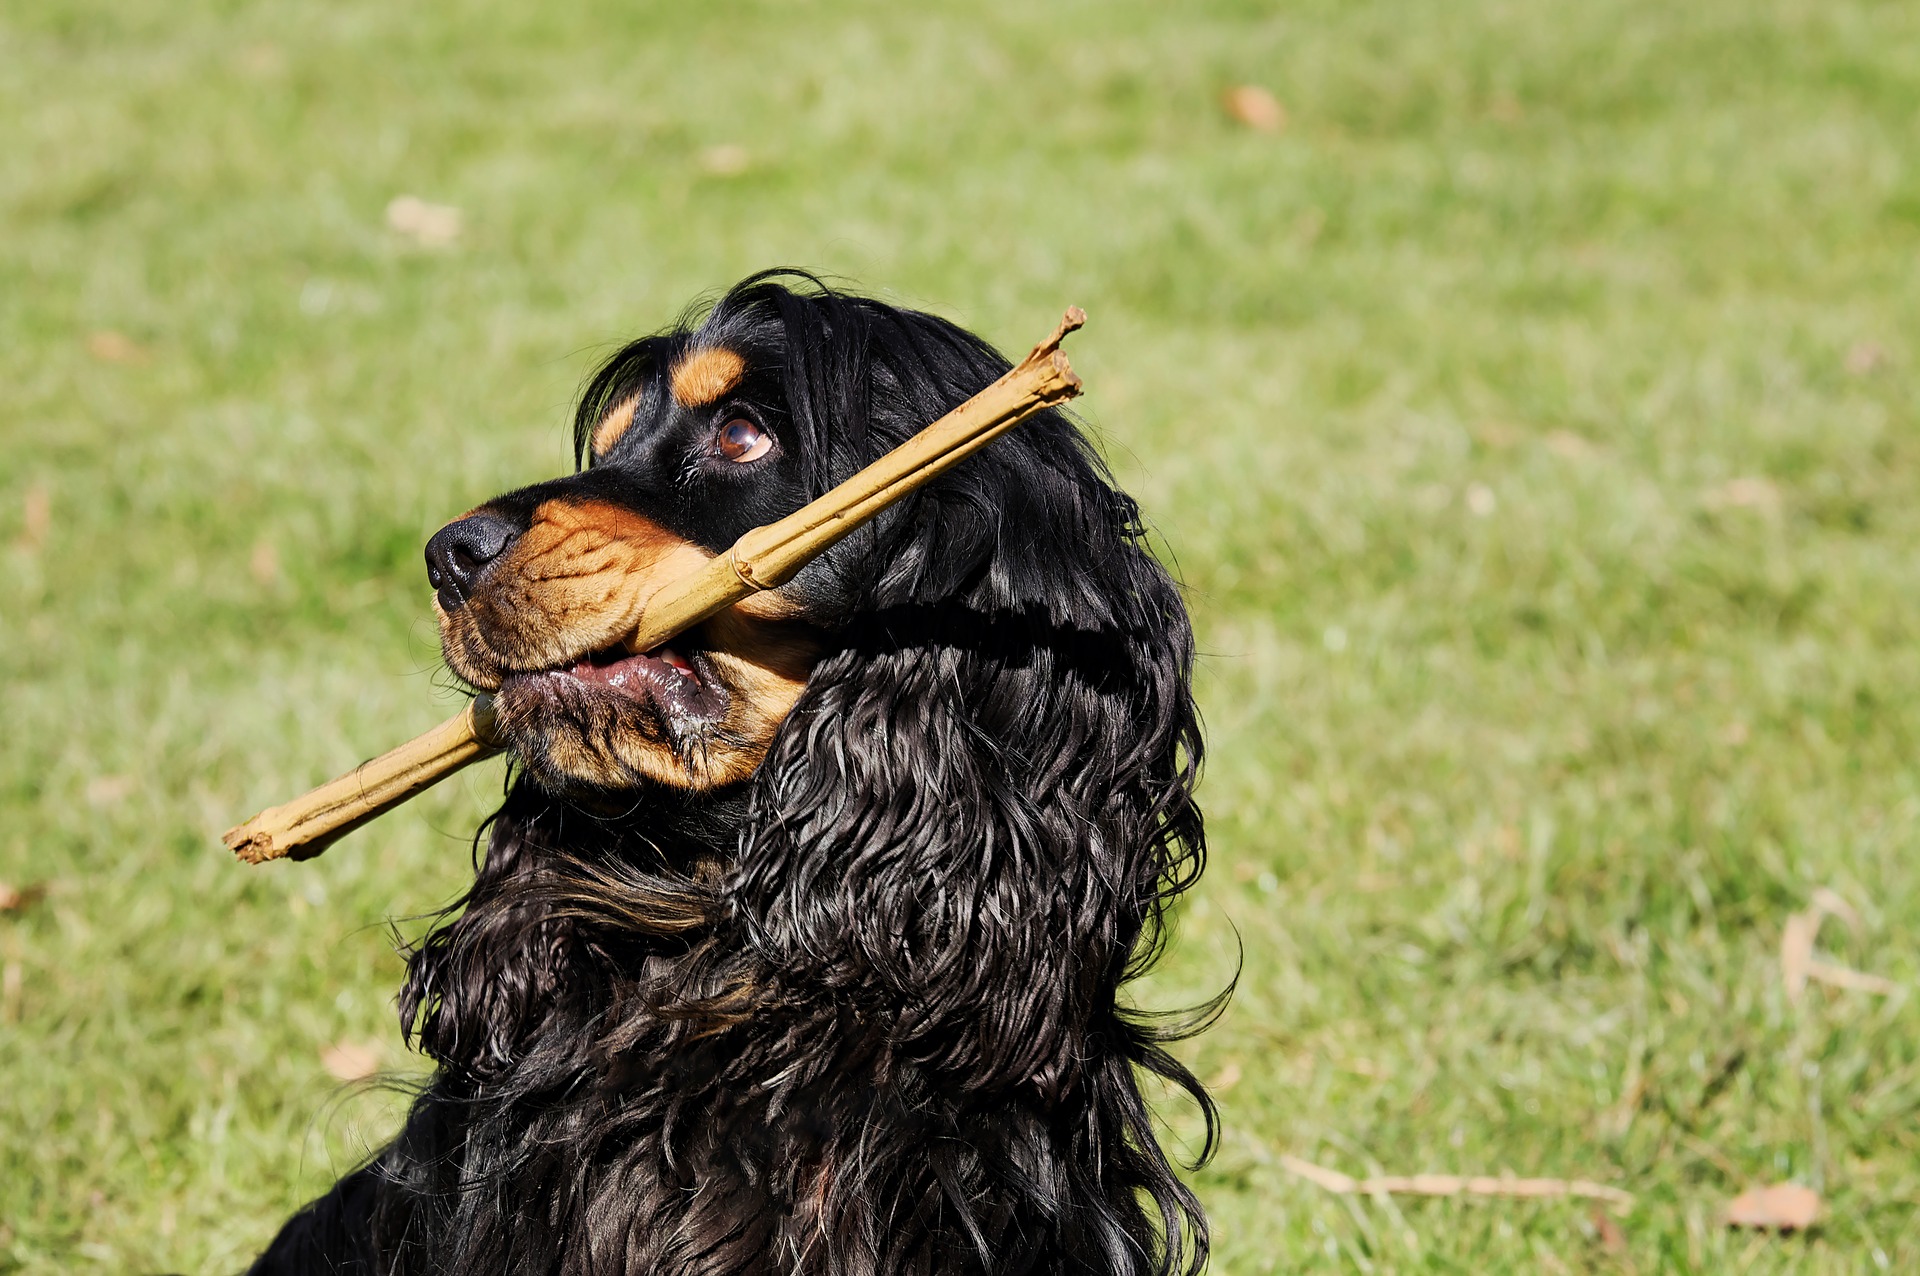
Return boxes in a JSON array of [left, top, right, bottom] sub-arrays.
[[4, 0, 1918, 1270]]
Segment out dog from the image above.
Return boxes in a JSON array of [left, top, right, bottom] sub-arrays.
[[248, 272, 1218, 1276]]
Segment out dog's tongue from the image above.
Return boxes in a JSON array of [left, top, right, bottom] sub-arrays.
[[567, 643, 696, 685]]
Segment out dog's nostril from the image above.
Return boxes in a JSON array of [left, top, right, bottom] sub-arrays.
[[425, 513, 518, 608]]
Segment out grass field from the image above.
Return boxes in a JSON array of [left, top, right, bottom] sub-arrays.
[[5, 0, 1919, 1270]]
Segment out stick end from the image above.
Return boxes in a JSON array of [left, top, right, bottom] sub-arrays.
[[1018, 307, 1087, 404], [223, 821, 281, 865], [1049, 349, 1084, 398], [1032, 306, 1085, 359]]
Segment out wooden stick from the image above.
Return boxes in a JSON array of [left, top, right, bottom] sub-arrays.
[[1280, 1155, 1634, 1209], [225, 697, 503, 864], [225, 308, 1086, 864]]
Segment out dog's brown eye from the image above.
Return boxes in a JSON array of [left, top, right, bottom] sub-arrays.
[[717, 418, 771, 463]]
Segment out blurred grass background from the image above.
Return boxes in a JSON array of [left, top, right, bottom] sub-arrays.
[[4, 0, 1918, 1270]]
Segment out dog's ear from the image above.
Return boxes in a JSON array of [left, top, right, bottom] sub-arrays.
[[400, 784, 736, 1078], [398, 793, 583, 1078], [730, 422, 1217, 1269], [702, 280, 1215, 1268], [731, 414, 1209, 1087]]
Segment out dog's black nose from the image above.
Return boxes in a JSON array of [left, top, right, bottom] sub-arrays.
[[425, 513, 518, 608]]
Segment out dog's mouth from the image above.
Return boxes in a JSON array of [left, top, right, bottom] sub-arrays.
[[510, 636, 730, 725], [428, 498, 819, 791]]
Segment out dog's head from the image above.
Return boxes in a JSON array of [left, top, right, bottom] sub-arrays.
[[427, 272, 1136, 802], [426, 276, 845, 792]]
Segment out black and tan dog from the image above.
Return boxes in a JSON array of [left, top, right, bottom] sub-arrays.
[[250, 272, 1219, 1276]]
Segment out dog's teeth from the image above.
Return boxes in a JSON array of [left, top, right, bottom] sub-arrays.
[[655, 646, 696, 677]]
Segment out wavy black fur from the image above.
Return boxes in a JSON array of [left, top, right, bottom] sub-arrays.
[[249, 273, 1220, 1276]]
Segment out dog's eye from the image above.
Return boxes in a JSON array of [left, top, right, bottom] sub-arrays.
[[716, 418, 772, 463]]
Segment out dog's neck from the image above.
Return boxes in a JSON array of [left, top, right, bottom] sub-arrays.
[[553, 777, 754, 868]]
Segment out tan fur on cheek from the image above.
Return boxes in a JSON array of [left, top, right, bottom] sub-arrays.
[[693, 608, 822, 786], [670, 347, 746, 409], [465, 500, 712, 673], [590, 392, 643, 457]]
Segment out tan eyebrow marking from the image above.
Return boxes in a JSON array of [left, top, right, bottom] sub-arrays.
[[670, 346, 747, 409], [590, 391, 643, 456]]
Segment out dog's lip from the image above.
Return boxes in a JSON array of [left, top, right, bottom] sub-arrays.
[[555, 641, 702, 693], [492, 634, 730, 724]]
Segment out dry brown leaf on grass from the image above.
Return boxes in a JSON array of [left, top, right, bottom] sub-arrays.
[[321, 1039, 383, 1081], [20, 485, 51, 550], [238, 43, 286, 77], [1588, 1203, 1628, 1257], [85, 330, 150, 364], [250, 539, 281, 586], [1781, 889, 1901, 1002], [1844, 341, 1884, 376], [1545, 430, 1598, 461], [386, 195, 463, 246], [1487, 95, 1524, 124], [85, 776, 135, 807], [698, 144, 751, 176], [0, 881, 48, 913], [1280, 1155, 1633, 1209], [1222, 85, 1286, 133], [1725, 1183, 1820, 1231], [1700, 476, 1780, 513], [1, 961, 22, 1021]]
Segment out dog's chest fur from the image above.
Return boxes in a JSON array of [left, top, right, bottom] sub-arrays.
[[342, 790, 1108, 1274]]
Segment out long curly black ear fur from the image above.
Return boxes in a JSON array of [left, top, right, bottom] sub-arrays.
[[719, 277, 1219, 1274]]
